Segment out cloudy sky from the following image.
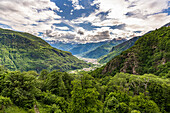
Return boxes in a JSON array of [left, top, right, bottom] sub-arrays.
[[0, 0, 169, 43]]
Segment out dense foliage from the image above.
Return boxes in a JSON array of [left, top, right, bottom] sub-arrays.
[[0, 66, 169, 113], [99, 37, 139, 64], [0, 28, 91, 72], [101, 27, 170, 77], [83, 38, 127, 59]]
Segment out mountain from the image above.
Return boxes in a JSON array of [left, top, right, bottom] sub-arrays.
[[83, 38, 127, 59], [69, 41, 109, 55], [98, 36, 140, 64], [101, 26, 170, 76], [0, 28, 90, 72], [46, 40, 78, 52], [47, 40, 109, 56]]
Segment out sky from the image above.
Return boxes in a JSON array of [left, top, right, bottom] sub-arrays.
[[0, 0, 169, 43]]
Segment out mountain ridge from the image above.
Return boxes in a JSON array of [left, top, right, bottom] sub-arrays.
[[0, 28, 90, 72], [101, 26, 170, 76], [83, 38, 127, 59], [98, 36, 140, 64]]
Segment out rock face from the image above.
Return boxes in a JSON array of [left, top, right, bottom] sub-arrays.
[[102, 26, 170, 76]]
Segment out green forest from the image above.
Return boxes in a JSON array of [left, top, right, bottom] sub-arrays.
[[0, 26, 170, 113], [0, 66, 169, 113], [0, 28, 91, 72]]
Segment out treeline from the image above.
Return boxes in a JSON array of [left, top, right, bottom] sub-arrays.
[[0, 66, 169, 113]]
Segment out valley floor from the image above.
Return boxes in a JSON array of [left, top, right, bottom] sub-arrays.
[[69, 56, 103, 73], [74, 55, 99, 64]]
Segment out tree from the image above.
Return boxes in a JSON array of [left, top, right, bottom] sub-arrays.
[[103, 92, 120, 113], [39, 69, 49, 80], [0, 95, 12, 110], [45, 70, 67, 97], [69, 74, 102, 113], [129, 93, 160, 113], [1, 71, 36, 109]]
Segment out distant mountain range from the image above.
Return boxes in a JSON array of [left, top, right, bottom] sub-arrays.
[[82, 38, 127, 59], [0, 28, 90, 72], [46, 40, 78, 52], [47, 38, 127, 59], [47, 40, 110, 56]]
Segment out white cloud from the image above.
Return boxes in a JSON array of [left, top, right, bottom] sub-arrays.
[[70, 0, 169, 41], [69, 0, 85, 10], [0, 0, 169, 43], [0, 0, 61, 35], [56, 26, 70, 30]]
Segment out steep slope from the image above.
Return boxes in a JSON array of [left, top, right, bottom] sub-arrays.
[[83, 38, 127, 59], [0, 28, 90, 72], [69, 41, 109, 55], [98, 36, 140, 64], [101, 26, 170, 77]]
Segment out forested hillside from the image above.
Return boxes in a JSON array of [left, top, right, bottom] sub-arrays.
[[99, 37, 140, 64], [83, 38, 127, 59], [100, 26, 170, 77], [0, 28, 90, 72]]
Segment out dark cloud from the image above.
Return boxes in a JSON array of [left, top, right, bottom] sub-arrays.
[[46, 30, 53, 37], [109, 24, 126, 30], [45, 30, 112, 43], [76, 21, 101, 31], [77, 30, 84, 35], [133, 31, 142, 33], [96, 10, 111, 21], [89, 31, 111, 41], [125, 12, 135, 17], [125, 10, 146, 19], [53, 22, 74, 31], [127, 4, 136, 8]]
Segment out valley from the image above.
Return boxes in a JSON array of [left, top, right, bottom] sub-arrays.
[[0, 24, 169, 113], [0, 0, 169, 112]]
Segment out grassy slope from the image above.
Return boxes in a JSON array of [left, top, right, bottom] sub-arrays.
[[0, 28, 90, 72], [98, 37, 139, 64]]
